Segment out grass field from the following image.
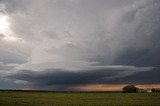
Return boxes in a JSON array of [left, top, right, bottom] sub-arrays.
[[0, 91, 160, 106]]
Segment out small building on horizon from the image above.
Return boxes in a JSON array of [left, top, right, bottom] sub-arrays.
[[137, 88, 152, 93], [146, 89, 152, 93]]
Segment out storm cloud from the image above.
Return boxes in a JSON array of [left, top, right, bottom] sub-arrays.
[[8, 66, 155, 90], [0, 0, 160, 90]]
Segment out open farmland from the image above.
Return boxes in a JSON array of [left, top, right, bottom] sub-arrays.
[[0, 91, 160, 106]]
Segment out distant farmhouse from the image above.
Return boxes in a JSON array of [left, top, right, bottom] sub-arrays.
[[137, 89, 152, 93]]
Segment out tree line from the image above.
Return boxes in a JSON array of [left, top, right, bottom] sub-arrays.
[[122, 85, 160, 93]]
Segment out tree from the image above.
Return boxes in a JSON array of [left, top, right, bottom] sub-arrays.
[[122, 85, 138, 93]]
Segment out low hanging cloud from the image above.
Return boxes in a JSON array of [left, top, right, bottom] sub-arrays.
[[8, 66, 155, 90], [0, 0, 160, 90]]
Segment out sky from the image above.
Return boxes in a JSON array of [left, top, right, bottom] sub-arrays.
[[0, 0, 160, 91]]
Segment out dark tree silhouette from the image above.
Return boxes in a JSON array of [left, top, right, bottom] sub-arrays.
[[122, 85, 138, 93]]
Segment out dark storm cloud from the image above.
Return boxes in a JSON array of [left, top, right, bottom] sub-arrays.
[[112, 0, 160, 67], [111, 68, 160, 84], [114, 45, 160, 67], [8, 66, 155, 90], [8, 69, 118, 85], [97, 0, 160, 67]]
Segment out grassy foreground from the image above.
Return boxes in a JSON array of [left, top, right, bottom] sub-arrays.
[[0, 91, 160, 106]]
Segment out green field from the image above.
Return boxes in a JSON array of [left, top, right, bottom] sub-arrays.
[[0, 91, 160, 106]]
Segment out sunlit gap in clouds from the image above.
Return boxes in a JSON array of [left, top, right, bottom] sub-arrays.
[[0, 13, 22, 42], [0, 15, 9, 34]]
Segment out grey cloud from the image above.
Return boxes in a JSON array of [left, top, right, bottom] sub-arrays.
[[1, 0, 159, 67], [112, 68, 160, 85], [0, 33, 4, 38], [0, 48, 27, 64], [112, 0, 160, 67], [1, 0, 31, 14], [8, 66, 155, 90], [0, 63, 15, 71], [0, 78, 24, 89]]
